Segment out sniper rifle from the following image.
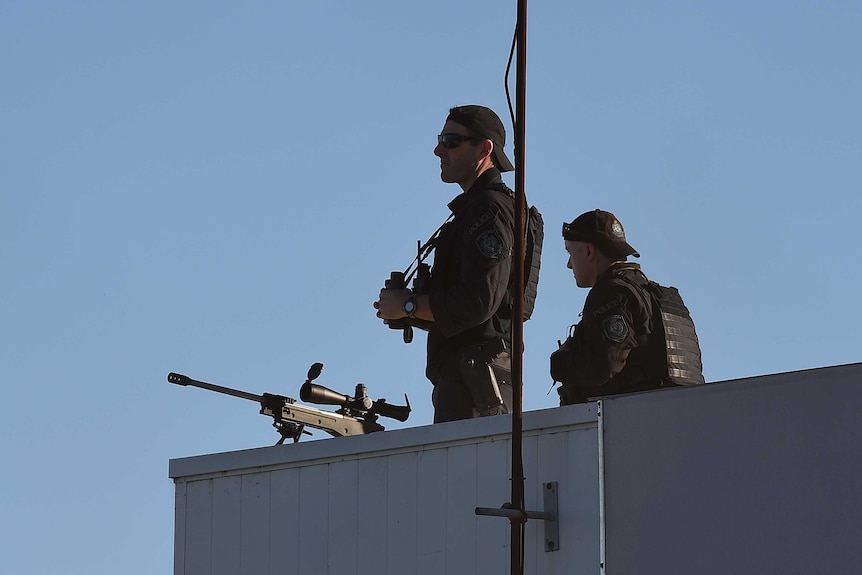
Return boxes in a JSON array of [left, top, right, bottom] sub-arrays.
[[167, 362, 410, 445]]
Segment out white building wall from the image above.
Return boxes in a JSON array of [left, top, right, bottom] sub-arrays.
[[600, 362, 862, 575], [171, 362, 862, 575], [170, 406, 601, 575]]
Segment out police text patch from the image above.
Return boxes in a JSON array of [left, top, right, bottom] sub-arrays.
[[468, 208, 498, 236], [475, 229, 504, 259], [591, 295, 623, 318], [602, 315, 629, 343]]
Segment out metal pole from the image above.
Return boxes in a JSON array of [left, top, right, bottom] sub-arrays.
[[476, 506, 554, 521], [511, 0, 528, 573]]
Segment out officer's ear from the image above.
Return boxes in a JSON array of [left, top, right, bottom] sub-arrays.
[[479, 138, 494, 163]]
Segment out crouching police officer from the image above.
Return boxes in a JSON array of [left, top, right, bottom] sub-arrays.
[[551, 209, 704, 405], [375, 105, 527, 423]]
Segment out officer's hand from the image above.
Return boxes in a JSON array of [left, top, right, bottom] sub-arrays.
[[372, 300, 389, 324], [375, 288, 411, 321]]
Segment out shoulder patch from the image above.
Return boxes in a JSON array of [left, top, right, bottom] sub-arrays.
[[475, 229, 504, 259], [601, 314, 629, 343]]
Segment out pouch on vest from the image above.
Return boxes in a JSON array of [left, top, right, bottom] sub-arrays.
[[550, 332, 579, 385], [458, 338, 511, 416]]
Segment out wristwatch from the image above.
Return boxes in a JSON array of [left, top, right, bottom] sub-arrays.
[[403, 296, 417, 319]]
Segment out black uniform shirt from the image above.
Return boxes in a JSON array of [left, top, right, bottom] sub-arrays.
[[425, 168, 515, 379], [567, 262, 654, 394]]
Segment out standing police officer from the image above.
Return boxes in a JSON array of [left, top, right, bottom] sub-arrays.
[[375, 105, 526, 423], [551, 209, 704, 405]]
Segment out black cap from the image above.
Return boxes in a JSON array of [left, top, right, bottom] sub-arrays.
[[562, 209, 640, 258], [446, 105, 515, 172]]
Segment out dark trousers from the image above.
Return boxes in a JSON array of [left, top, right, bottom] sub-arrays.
[[431, 358, 513, 423]]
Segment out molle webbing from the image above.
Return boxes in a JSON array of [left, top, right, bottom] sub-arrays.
[[658, 292, 705, 385], [522, 205, 544, 320], [616, 272, 705, 387], [488, 182, 543, 321]]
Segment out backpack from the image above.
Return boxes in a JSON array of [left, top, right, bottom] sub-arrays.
[[487, 182, 543, 321], [522, 205, 544, 320], [617, 272, 705, 387]]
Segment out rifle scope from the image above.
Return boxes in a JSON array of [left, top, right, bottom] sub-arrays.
[[300, 382, 411, 422]]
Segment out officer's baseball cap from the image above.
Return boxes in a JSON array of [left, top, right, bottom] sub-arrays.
[[446, 105, 515, 173], [562, 209, 640, 258]]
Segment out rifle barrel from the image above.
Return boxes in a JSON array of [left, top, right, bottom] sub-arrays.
[[167, 372, 264, 403]]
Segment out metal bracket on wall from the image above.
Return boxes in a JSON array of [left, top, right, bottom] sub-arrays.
[[542, 481, 560, 552], [475, 480, 560, 552]]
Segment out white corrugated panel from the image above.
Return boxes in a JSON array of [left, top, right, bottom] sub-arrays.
[[170, 405, 601, 575]]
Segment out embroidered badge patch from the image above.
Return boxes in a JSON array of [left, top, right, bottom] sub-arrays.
[[475, 229, 504, 259], [602, 315, 629, 343]]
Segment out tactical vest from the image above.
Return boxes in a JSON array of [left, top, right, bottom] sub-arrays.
[[616, 272, 705, 387], [487, 182, 543, 321], [522, 205, 544, 320]]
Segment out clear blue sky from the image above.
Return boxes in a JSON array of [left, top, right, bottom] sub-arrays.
[[2, 1, 860, 573]]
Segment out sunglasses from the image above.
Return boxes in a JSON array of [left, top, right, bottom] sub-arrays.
[[437, 133, 480, 149]]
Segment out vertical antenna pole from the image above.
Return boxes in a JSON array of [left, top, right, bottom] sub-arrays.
[[511, 0, 528, 574]]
